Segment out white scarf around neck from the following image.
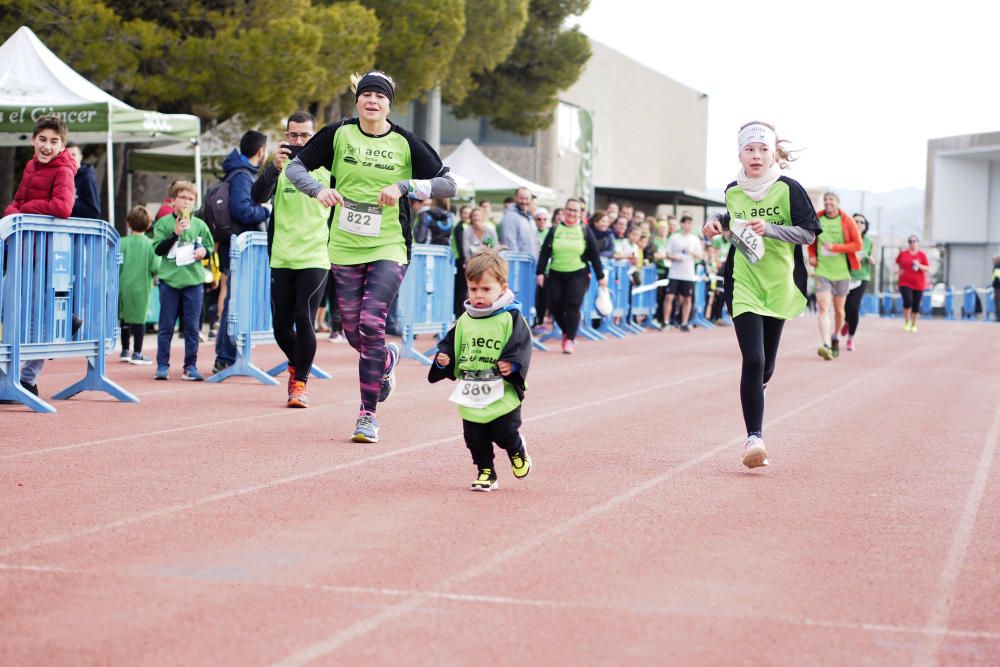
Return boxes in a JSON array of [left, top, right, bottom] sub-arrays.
[[736, 161, 781, 202]]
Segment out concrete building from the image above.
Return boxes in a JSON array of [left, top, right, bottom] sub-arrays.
[[925, 132, 1000, 289], [401, 37, 721, 219]]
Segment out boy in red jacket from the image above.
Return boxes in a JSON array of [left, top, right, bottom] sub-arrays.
[[3, 115, 77, 397]]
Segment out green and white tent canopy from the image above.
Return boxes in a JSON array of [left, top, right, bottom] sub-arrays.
[[0, 26, 201, 223]]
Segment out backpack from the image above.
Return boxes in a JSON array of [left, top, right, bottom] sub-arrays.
[[198, 168, 251, 239]]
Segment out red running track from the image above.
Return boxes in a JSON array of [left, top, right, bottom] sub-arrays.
[[1, 316, 998, 666]]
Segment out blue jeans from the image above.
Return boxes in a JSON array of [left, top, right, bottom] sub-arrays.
[[157, 282, 204, 370], [214, 272, 236, 366]]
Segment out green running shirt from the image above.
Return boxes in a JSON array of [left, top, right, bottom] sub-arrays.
[[453, 311, 522, 423], [549, 223, 587, 273], [815, 215, 850, 281], [725, 176, 820, 320], [849, 235, 873, 282], [270, 164, 332, 270]]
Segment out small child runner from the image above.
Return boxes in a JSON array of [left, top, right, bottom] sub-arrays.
[[429, 251, 533, 491], [703, 121, 821, 469], [118, 206, 158, 365]]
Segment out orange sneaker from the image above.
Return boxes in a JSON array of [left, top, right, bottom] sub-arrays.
[[287, 380, 309, 408], [287, 365, 296, 398]]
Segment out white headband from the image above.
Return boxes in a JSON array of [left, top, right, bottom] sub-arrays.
[[738, 124, 776, 152]]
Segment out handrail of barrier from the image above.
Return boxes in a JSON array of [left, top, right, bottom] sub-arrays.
[[0, 214, 138, 412], [500, 251, 548, 351], [397, 244, 455, 365], [576, 270, 607, 341]]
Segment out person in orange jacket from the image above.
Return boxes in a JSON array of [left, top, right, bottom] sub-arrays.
[[807, 192, 861, 360]]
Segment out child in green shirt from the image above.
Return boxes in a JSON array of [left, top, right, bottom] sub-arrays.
[[118, 206, 158, 365], [152, 181, 214, 381], [429, 251, 533, 492]]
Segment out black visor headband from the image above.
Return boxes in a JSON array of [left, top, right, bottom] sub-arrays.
[[355, 73, 394, 103]]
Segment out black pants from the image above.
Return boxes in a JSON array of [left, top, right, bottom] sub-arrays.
[[546, 268, 590, 340], [534, 283, 548, 326], [120, 322, 145, 355], [270, 267, 328, 382], [995, 286, 1000, 322], [899, 286, 923, 311], [454, 260, 467, 319], [844, 280, 867, 336], [462, 407, 523, 470], [733, 313, 785, 435]]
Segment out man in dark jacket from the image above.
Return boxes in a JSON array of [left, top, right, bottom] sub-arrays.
[[66, 143, 101, 219], [212, 130, 271, 374]]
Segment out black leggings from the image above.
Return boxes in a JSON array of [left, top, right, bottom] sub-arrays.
[[120, 322, 145, 354], [463, 407, 523, 470], [270, 267, 329, 382], [844, 280, 867, 336], [733, 313, 785, 435], [899, 286, 923, 311], [545, 268, 590, 340]]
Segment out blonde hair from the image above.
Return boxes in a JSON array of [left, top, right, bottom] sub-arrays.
[[349, 71, 397, 94], [739, 120, 798, 168], [169, 180, 198, 199], [465, 249, 508, 285]]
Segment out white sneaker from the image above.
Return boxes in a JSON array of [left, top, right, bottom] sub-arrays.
[[742, 435, 769, 469]]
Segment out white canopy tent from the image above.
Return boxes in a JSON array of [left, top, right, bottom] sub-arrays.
[[0, 26, 200, 225], [443, 138, 556, 206]]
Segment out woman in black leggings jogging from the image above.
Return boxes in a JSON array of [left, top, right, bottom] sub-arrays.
[[842, 213, 875, 351], [703, 122, 820, 469], [536, 198, 607, 354]]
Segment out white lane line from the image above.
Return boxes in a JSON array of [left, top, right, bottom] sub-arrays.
[[0, 362, 729, 559], [274, 348, 920, 666], [0, 353, 644, 461], [3, 562, 997, 641], [913, 398, 1000, 667]]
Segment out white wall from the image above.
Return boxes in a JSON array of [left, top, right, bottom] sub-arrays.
[[931, 156, 988, 242], [988, 160, 1000, 244], [559, 39, 708, 192]]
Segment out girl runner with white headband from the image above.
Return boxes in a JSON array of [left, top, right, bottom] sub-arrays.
[[287, 71, 457, 443], [703, 121, 821, 469]]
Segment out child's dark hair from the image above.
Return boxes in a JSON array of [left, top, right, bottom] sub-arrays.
[[739, 120, 798, 168], [33, 115, 68, 142], [465, 249, 508, 285], [126, 206, 152, 233]]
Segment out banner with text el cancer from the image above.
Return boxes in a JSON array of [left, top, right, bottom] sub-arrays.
[[0, 103, 108, 135]]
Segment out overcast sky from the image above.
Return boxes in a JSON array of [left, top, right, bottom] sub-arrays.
[[575, 0, 994, 194]]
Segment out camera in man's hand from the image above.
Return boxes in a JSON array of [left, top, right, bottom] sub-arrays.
[[281, 144, 304, 158]]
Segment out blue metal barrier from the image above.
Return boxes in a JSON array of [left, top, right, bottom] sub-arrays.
[[920, 293, 932, 316], [629, 264, 659, 330], [944, 288, 956, 320], [860, 293, 878, 316], [396, 244, 455, 365], [690, 266, 714, 329], [207, 232, 276, 384], [598, 261, 632, 338], [577, 271, 607, 341], [500, 251, 548, 351], [985, 287, 997, 321], [0, 214, 138, 412], [961, 286, 977, 320], [205, 232, 329, 384]]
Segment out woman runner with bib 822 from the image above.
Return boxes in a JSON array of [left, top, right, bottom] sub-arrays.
[[703, 122, 821, 469], [287, 71, 456, 443]]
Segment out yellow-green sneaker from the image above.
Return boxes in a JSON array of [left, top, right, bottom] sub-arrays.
[[470, 468, 498, 492], [903, 320, 912, 332], [510, 436, 531, 479], [817, 345, 834, 361]]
